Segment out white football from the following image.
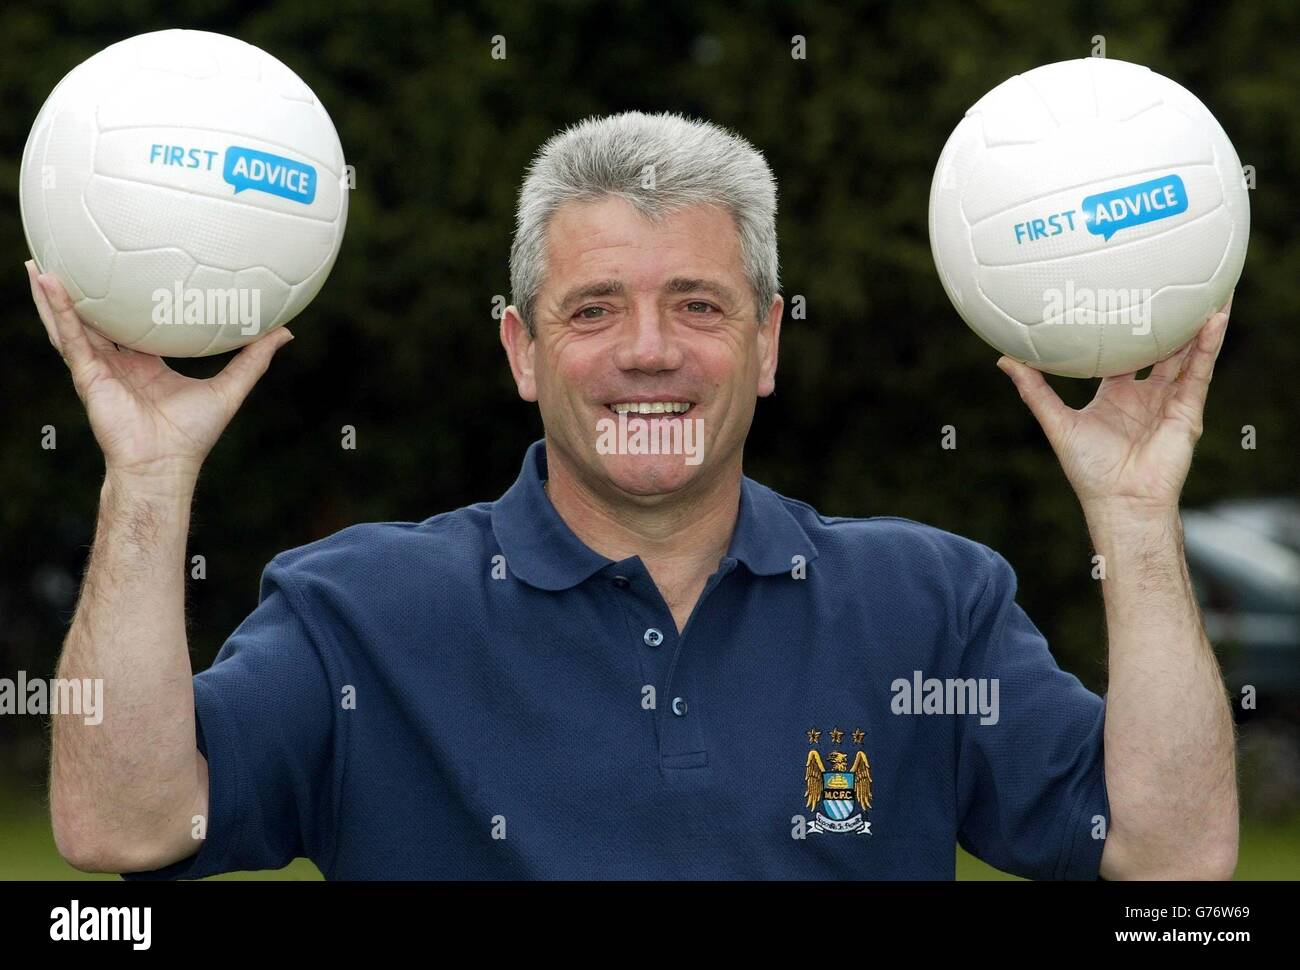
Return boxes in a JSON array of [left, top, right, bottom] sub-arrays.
[[20, 29, 348, 357], [928, 57, 1248, 378]]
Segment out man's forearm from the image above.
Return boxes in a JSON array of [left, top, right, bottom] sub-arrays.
[[50, 469, 205, 869], [1087, 503, 1238, 879]]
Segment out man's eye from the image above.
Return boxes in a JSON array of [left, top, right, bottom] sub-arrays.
[[575, 306, 607, 320], [686, 301, 719, 314]]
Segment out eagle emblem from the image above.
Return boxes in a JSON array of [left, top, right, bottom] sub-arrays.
[[803, 728, 873, 835]]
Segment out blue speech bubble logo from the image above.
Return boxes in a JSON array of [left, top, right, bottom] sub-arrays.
[[1081, 174, 1187, 241], [223, 147, 316, 204]]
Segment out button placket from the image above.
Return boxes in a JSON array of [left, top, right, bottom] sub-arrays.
[[655, 559, 737, 769], [605, 563, 675, 754]]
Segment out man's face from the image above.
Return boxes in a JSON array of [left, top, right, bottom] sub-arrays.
[[502, 195, 782, 502]]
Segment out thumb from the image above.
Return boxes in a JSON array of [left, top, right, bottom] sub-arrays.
[[211, 328, 294, 410], [996, 355, 1070, 441]]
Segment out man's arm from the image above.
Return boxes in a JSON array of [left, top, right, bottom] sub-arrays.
[[997, 295, 1239, 879], [28, 262, 292, 872], [51, 468, 209, 872], [1085, 505, 1237, 879]]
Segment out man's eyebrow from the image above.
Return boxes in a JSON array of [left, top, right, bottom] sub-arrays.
[[554, 277, 741, 317], [663, 277, 739, 305], [557, 280, 626, 314]]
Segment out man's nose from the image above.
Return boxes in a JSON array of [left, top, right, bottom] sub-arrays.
[[612, 307, 684, 373]]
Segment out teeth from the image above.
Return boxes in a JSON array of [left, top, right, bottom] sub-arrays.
[[609, 402, 693, 415]]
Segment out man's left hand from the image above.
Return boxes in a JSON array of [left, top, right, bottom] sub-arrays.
[[995, 294, 1233, 518]]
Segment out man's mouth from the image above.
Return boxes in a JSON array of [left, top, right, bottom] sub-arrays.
[[606, 401, 695, 415]]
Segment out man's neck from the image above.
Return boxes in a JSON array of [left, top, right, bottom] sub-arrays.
[[542, 452, 742, 629]]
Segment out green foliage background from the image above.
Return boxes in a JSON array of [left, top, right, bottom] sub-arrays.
[[0, 0, 1296, 875]]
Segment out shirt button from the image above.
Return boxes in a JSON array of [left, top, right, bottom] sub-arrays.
[[643, 627, 664, 647], [612, 575, 629, 589], [672, 697, 688, 716]]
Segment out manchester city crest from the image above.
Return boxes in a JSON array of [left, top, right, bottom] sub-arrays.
[[803, 727, 872, 835]]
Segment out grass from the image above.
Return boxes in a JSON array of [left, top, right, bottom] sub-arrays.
[[2, 793, 1295, 880]]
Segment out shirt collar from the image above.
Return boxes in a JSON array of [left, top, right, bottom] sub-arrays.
[[492, 439, 819, 590]]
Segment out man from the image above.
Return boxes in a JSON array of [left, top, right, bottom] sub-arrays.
[[38, 111, 1236, 879]]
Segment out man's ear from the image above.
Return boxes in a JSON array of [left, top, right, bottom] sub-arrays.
[[757, 294, 783, 398], [500, 305, 538, 402]]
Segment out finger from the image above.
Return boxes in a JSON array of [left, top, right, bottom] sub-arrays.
[[996, 356, 1073, 440], [1145, 289, 1234, 385], [27, 261, 62, 352], [1147, 334, 1197, 384], [1097, 370, 1136, 386], [209, 328, 295, 411], [29, 268, 119, 356], [1189, 305, 1229, 363], [73, 318, 119, 357], [1187, 307, 1230, 378], [1191, 288, 1235, 376], [1171, 307, 1230, 419], [1097, 369, 1138, 393], [26, 262, 120, 355], [35, 272, 105, 373], [1097, 369, 1138, 395]]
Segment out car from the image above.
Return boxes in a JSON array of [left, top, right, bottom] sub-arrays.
[[1183, 499, 1300, 704]]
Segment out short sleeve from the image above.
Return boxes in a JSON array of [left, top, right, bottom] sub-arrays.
[[954, 547, 1110, 880], [121, 559, 338, 880]]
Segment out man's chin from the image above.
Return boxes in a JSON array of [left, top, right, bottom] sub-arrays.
[[598, 455, 701, 498]]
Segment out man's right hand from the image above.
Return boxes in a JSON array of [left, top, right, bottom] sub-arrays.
[[27, 259, 294, 483]]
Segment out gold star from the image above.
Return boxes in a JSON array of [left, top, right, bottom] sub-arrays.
[[807, 728, 821, 744], [852, 728, 865, 745], [829, 728, 844, 744]]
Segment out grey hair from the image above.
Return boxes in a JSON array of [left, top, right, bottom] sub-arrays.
[[509, 110, 779, 336]]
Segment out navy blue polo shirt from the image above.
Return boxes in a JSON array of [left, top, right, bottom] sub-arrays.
[[125, 438, 1109, 880]]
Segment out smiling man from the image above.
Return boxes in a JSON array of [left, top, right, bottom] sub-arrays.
[[41, 111, 1236, 880]]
